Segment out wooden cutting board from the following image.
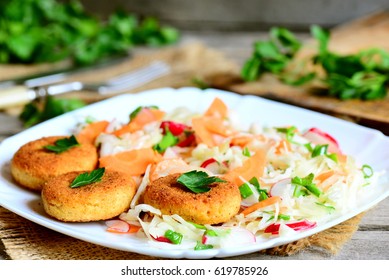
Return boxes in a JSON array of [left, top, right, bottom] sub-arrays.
[[209, 11, 389, 135]]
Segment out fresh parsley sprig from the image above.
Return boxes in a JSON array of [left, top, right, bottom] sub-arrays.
[[177, 170, 225, 193], [242, 24, 389, 100], [70, 168, 105, 188], [44, 135, 80, 154]]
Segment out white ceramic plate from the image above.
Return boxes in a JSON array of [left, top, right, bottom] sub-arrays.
[[1, 87, 389, 259]]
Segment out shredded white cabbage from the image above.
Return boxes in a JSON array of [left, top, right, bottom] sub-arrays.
[[77, 100, 385, 250]]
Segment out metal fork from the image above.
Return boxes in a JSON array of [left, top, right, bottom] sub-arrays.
[[0, 61, 171, 109], [41, 61, 171, 96]]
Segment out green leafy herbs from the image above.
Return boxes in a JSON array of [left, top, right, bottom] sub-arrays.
[[242, 25, 389, 100], [70, 168, 105, 188], [19, 96, 86, 127], [0, 0, 179, 65], [44, 135, 79, 153], [241, 27, 303, 82], [292, 173, 322, 197], [177, 170, 225, 193]]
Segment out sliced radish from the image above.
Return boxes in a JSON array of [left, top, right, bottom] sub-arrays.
[[152, 235, 172, 243], [200, 158, 226, 174], [270, 178, 291, 198], [105, 219, 130, 233], [303, 127, 341, 154], [264, 220, 317, 235], [160, 121, 188, 136]]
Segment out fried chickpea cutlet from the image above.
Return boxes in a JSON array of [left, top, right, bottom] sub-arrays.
[[41, 170, 137, 222], [143, 173, 241, 225], [11, 136, 98, 191]]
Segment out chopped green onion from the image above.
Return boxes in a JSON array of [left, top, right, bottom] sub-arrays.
[[153, 129, 178, 153], [292, 173, 322, 197], [362, 164, 374, 178], [242, 147, 251, 157], [194, 242, 213, 250], [311, 144, 328, 157], [276, 126, 298, 143], [315, 202, 336, 212], [205, 229, 218, 237], [164, 230, 183, 245], [188, 222, 207, 230], [249, 177, 269, 201], [279, 214, 291, 221], [239, 183, 254, 198]]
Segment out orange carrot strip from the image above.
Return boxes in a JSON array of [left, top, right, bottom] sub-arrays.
[[315, 170, 335, 183], [99, 148, 162, 176], [230, 135, 254, 147], [204, 97, 228, 119], [224, 147, 267, 186], [127, 224, 142, 233], [191, 117, 216, 147], [274, 139, 291, 155], [241, 196, 281, 216], [76, 120, 109, 145], [113, 108, 165, 136], [203, 116, 230, 136]]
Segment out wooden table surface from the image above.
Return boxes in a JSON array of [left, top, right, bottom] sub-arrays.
[[0, 31, 388, 260]]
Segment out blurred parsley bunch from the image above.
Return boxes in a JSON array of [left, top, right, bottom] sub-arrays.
[[0, 0, 179, 65], [241, 26, 389, 100]]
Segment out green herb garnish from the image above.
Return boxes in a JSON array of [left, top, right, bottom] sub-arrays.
[[362, 164, 374, 179], [239, 183, 254, 198], [242, 147, 251, 157], [194, 241, 213, 251], [276, 126, 298, 144], [70, 168, 105, 188], [164, 230, 183, 245], [177, 170, 225, 193], [305, 143, 338, 162], [315, 202, 336, 213], [153, 129, 178, 153], [44, 135, 80, 154], [292, 173, 322, 197]]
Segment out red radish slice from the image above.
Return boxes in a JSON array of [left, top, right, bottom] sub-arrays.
[[200, 158, 224, 174], [264, 220, 317, 235], [270, 178, 291, 198], [303, 127, 341, 154], [105, 220, 130, 233], [160, 121, 188, 136]]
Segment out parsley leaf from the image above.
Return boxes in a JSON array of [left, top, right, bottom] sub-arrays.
[[20, 96, 86, 127], [292, 173, 322, 197], [0, 0, 179, 65], [44, 135, 80, 154], [177, 170, 225, 193], [70, 168, 105, 188]]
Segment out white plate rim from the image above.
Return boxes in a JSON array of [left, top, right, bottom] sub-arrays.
[[1, 87, 388, 259]]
